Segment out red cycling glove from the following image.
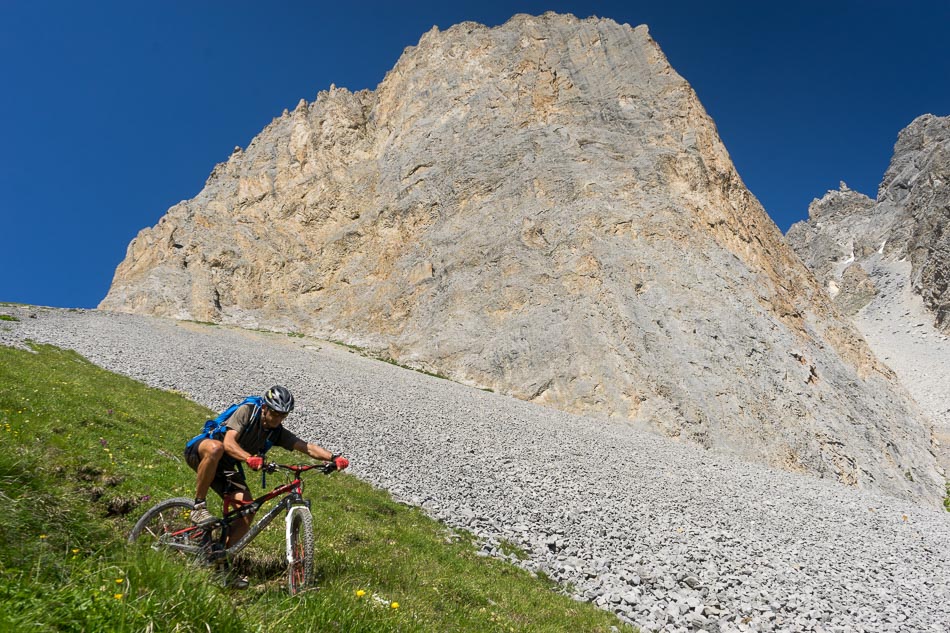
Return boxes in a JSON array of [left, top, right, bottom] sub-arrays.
[[331, 454, 349, 471], [245, 456, 264, 471]]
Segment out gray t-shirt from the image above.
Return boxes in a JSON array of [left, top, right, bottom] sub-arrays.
[[226, 404, 299, 455]]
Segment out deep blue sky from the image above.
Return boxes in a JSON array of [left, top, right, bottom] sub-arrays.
[[2, 1, 948, 308]]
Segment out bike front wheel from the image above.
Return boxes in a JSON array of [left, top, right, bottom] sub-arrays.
[[128, 497, 203, 554], [285, 506, 314, 595]]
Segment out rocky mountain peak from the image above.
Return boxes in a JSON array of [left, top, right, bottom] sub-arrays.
[[101, 14, 943, 504], [806, 182, 875, 221], [790, 113, 950, 330], [878, 113, 950, 203], [788, 113, 950, 475]]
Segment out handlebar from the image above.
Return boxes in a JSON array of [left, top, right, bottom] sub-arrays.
[[263, 462, 339, 475]]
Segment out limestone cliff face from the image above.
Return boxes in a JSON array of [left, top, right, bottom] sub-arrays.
[[787, 114, 950, 329], [101, 13, 942, 503], [787, 114, 950, 479], [785, 183, 882, 315]]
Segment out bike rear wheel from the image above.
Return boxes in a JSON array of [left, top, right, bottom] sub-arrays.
[[286, 506, 314, 595], [128, 497, 202, 553]]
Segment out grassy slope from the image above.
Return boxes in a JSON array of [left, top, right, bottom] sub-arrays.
[[0, 343, 634, 632]]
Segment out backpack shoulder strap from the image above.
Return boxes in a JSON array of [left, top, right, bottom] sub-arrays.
[[185, 395, 264, 448]]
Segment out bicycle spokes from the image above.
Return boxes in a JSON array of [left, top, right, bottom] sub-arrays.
[[131, 464, 331, 595]]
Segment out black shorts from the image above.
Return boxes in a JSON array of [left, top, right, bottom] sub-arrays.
[[184, 441, 250, 499]]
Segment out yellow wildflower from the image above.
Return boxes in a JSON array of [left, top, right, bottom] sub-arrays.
[[391, 602, 399, 609], [114, 593, 123, 600], [355, 589, 366, 597]]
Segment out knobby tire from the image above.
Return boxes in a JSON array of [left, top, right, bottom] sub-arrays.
[[128, 497, 197, 549], [286, 507, 314, 595]]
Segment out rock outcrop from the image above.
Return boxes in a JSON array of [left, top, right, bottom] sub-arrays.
[[787, 114, 950, 473], [788, 115, 950, 327], [101, 13, 942, 503]]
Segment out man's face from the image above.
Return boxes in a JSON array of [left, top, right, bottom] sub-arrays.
[[262, 406, 288, 429]]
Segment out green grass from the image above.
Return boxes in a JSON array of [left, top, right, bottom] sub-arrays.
[[497, 539, 530, 562], [379, 355, 450, 381], [330, 338, 367, 353], [0, 315, 18, 322], [0, 342, 633, 632], [327, 339, 450, 380]]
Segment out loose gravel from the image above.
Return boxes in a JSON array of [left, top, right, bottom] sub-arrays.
[[852, 256, 950, 470], [2, 306, 949, 632]]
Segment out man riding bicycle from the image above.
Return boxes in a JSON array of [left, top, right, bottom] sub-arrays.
[[184, 385, 348, 586]]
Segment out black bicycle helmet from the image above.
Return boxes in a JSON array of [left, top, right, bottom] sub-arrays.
[[263, 385, 295, 413]]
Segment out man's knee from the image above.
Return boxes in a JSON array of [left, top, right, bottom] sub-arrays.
[[198, 439, 225, 462]]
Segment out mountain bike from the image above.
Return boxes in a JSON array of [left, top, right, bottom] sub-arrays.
[[128, 461, 338, 594]]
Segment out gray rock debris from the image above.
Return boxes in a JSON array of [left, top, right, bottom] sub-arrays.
[[2, 307, 949, 632]]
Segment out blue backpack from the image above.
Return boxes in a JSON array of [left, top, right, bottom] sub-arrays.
[[185, 396, 265, 449]]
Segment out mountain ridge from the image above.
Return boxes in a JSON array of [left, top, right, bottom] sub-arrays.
[[100, 13, 942, 504], [787, 113, 950, 474]]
